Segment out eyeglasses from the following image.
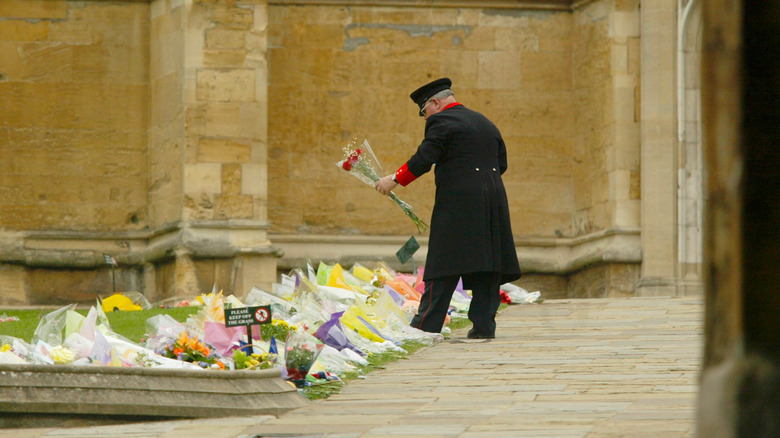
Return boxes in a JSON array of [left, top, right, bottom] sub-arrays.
[[419, 98, 434, 117]]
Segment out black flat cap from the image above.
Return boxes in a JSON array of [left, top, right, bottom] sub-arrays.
[[410, 78, 452, 110]]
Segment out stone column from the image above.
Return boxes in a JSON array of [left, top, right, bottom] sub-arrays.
[[0, 264, 26, 305], [150, 0, 277, 298], [637, 0, 679, 296], [608, 1, 641, 231]]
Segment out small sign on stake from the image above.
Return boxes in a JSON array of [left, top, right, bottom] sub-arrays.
[[103, 254, 117, 293], [224, 305, 272, 352], [103, 254, 117, 266], [395, 236, 420, 272]]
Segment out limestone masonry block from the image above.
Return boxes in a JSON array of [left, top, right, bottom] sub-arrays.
[[198, 138, 252, 163], [609, 169, 632, 201], [522, 51, 572, 91], [0, 264, 26, 305], [184, 194, 215, 220], [0, 0, 67, 20], [206, 28, 246, 49], [15, 43, 73, 82], [242, 163, 267, 196], [152, 73, 184, 126], [186, 102, 241, 137], [610, 12, 640, 38], [211, 6, 254, 30], [215, 194, 254, 219], [615, 0, 640, 12], [238, 102, 267, 141], [478, 51, 521, 90], [479, 9, 531, 28], [184, 163, 222, 195], [203, 49, 247, 67], [221, 163, 242, 195], [196, 68, 256, 102], [611, 42, 628, 74], [0, 20, 49, 41], [615, 199, 640, 227]]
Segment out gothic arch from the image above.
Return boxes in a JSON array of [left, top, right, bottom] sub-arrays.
[[677, 0, 704, 294]]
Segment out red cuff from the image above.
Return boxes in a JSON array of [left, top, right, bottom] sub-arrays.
[[394, 163, 417, 186]]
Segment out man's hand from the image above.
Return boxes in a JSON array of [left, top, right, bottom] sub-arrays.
[[375, 174, 398, 196]]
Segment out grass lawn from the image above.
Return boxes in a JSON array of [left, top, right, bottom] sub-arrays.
[[0, 307, 200, 344]]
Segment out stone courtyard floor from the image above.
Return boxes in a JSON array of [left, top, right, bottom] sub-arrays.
[[5, 296, 703, 438]]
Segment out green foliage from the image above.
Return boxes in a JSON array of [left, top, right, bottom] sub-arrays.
[[232, 349, 276, 370], [259, 320, 293, 342], [285, 344, 319, 372]]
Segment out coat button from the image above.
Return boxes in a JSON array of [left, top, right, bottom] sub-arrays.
[[476, 168, 480, 171], [492, 168, 496, 171]]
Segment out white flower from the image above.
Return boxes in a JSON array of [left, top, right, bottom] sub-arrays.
[[50, 345, 75, 364]]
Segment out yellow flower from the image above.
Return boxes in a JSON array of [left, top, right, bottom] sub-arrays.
[[50, 345, 75, 364], [253, 352, 269, 361], [177, 331, 190, 346], [1, 344, 11, 352]]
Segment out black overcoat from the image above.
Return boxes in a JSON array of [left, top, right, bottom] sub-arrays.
[[405, 104, 522, 284]]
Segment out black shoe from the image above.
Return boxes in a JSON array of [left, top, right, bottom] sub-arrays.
[[467, 328, 495, 339]]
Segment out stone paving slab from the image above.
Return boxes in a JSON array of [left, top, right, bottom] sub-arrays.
[[1, 296, 703, 438]]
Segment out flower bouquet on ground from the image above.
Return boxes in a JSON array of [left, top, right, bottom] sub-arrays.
[[337, 139, 429, 233], [157, 331, 225, 370], [232, 349, 276, 370], [284, 331, 324, 388]]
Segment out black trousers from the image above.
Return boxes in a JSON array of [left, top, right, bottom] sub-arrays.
[[410, 271, 502, 335]]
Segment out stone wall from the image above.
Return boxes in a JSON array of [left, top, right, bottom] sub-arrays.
[[266, 0, 641, 297], [0, 0, 277, 305], [266, 4, 576, 237], [567, 263, 639, 298], [149, 0, 185, 228], [265, 0, 639, 240], [181, 0, 269, 225], [0, 1, 151, 304], [147, 0, 277, 301], [571, 0, 640, 236], [0, 1, 150, 231]]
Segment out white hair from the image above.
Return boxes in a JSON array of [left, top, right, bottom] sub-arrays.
[[431, 89, 454, 100]]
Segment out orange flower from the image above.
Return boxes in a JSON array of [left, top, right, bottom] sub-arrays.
[[177, 331, 189, 345]]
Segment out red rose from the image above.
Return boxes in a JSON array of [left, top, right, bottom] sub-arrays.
[[342, 161, 352, 171]]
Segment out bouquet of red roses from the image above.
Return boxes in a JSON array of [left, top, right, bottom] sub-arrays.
[[337, 139, 429, 233]]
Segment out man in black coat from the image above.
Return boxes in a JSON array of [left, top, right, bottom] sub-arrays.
[[375, 78, 522, 339]]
